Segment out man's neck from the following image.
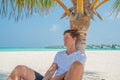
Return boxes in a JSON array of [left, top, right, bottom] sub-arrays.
[[66, 46, 76, 55]]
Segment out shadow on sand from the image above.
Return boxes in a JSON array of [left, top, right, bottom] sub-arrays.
[[0, 72, 9, 80], [83, 71, 106, 80], [0, 71, 106, 80]]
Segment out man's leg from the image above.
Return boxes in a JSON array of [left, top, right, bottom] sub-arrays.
[[64, 61, 84, 80], [7, 65, 36, 80]]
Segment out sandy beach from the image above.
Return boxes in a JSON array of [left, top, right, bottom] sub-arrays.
[[0, 50, 120, 80]]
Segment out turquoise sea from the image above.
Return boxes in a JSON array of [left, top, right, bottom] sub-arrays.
[[0, 47, 120, 52]]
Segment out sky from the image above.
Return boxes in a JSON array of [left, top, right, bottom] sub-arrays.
[[0, 0, 120, 48]]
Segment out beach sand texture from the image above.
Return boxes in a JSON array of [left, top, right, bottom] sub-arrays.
[[0, 51, 120, 80]]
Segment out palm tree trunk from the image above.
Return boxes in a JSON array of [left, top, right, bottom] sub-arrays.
[[70, 16, 90, 53], [70, 0, 91, 53]]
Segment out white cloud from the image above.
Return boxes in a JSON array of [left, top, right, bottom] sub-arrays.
[[50, 24, 59, 31]]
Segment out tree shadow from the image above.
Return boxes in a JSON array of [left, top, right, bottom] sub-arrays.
[[0, 72, 9, 80], [83, 71, 106, 80]]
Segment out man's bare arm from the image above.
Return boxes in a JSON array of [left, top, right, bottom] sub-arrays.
[[42, 63, 58, 80], [50, 72, 67, 80]]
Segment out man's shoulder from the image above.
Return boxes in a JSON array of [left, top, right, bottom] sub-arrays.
[[57, 50, 66, 54], [75, 51, 86, 57], [55, 50, 66, 57]]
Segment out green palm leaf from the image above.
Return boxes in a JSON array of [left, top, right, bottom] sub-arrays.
[[111, 0, 120, 17], [0, 0, 120, 20], [0, 0, 55, 20]]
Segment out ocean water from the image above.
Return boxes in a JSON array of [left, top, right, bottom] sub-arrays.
[[0, 47, 120, 52], [0, 47, 65, 52]]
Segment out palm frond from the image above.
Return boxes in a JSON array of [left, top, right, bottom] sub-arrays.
[[55, 0, 70, 16], [90, 0, 99, 9], [77, 0, 83, 14], [95, 0, 109, 10], [111, 0, 120, 17], [0, 0, 55, 21]]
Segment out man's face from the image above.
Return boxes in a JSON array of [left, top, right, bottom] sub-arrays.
[[64, 33, 75, 47]]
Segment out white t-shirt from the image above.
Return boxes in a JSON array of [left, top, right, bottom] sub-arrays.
[[53, 50, 87, 77]]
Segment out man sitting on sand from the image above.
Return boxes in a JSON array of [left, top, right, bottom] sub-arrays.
[[7, 29, 87, 80]]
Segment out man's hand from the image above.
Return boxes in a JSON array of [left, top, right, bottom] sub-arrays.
[[43, 63, 58, 80]]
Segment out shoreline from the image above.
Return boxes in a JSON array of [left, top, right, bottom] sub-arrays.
[[0, 49, 120, 52]]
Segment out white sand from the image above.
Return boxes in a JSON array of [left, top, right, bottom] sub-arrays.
[[0, 51, 120, 80]]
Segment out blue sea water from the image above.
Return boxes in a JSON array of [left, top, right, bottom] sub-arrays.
[[0, 47, 64, 52], [0, 47, 120, 52]]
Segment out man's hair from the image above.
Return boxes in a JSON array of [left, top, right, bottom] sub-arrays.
[[64, 29, 79, 39]]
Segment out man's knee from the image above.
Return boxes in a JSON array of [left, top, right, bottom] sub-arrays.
[[64, 62, 84, 80], [15, 65, 26, 70], [14, 65, 29, 77], [14, 65, 27, 73]]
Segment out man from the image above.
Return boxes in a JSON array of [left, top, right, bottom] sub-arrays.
[[7, 29, 86, 80]]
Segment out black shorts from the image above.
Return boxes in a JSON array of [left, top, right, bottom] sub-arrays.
[[34, 71, 64, 80], [34, 71, 43, 80]]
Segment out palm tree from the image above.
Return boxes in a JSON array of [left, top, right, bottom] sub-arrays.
[[0, 0, 119, 53]]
